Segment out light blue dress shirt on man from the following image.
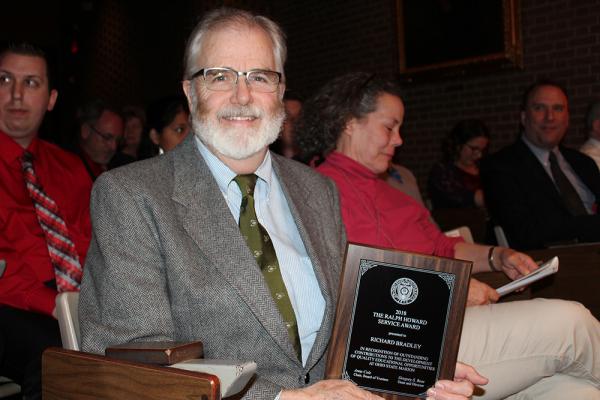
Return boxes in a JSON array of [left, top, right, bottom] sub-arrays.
[[195, 137, 325, 366]]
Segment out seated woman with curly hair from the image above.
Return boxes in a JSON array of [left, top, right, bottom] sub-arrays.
[[295, 71, 600, 400]]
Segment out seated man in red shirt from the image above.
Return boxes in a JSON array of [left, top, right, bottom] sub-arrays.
[[0, 43, 92, 399]]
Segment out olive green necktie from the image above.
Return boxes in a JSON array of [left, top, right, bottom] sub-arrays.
[[234, 174, 302, 361]]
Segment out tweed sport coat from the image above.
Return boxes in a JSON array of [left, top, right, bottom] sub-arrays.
[[79, 134, 346, 399]]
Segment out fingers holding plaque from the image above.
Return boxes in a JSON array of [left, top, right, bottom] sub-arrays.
[[326, 243, 472, 400]]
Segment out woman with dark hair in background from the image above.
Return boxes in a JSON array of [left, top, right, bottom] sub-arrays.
[[147, 95, 190, 155], [295, 71, 600, 400], [428, 119, 490, 209]]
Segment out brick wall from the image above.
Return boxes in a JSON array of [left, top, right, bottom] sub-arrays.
[[271, 0, 600, 198]]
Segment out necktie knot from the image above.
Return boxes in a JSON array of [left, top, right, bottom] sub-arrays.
[[21, 151, 34, 171], [234, 174, 258, 197]]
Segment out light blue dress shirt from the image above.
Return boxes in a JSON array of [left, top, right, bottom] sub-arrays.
[[195, 137, 325, 366], [522, 136, 595, 213]]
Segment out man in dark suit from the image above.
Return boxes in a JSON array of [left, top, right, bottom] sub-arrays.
[[78, 8, 483, 400], [482, 80, 600, 250]]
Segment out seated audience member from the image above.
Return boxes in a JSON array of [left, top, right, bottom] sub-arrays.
[[271, 91, 302, 158], [581, 100, 600, 170], [147, 95, 190, 154], [109, 105, 148, 168], [76, 99, 124, 180], [481, 80, 600, 250], [79, 8, 485, 400], [428, 119, 489, 209], [295, 71, 600, 400], [0, 43, 92, 400]]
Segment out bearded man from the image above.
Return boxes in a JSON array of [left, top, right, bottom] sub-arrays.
[[79, 8, 485, 400]]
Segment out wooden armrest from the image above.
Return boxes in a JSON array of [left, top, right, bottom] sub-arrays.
[[42, 347, 220, 400]]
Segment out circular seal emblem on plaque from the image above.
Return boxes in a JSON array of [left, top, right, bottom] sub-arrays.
[[391, 278, 419, 305]]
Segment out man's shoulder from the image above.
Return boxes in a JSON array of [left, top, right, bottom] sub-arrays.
[[99, 154, 172, 187], [561, 145, 600, 175], [484, 140, 529, 169], [40, 139, 83, 164]]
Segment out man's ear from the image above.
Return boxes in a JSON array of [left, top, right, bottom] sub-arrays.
[[520, 110, 527, 127], [47, 89, 58, 111], [182, 80, 194, 109], [149, 129, 160, 146], [80, 124, 90, 140], [593, 119, 600, 134]]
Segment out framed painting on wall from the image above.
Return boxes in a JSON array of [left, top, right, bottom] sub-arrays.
[[396, 0, 522, 75]]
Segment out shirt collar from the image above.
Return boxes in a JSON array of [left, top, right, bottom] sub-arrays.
[[194, 136, 273, 196], [0, 130, 40, 165], [521, 134, 557, 167]]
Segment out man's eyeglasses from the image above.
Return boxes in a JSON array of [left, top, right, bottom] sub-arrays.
[[88, 124, 119, 144], [189, 67, 282, 93]]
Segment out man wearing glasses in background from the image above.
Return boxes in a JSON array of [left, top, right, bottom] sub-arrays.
[[79, 8, 485, 400], [76, 98, 124, 180]]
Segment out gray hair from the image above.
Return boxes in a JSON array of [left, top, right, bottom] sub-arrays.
[[585, 100, 600, 132], [183, 8, 287, 80]]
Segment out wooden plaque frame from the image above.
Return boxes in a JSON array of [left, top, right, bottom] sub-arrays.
[[326, 243, 472, 399]]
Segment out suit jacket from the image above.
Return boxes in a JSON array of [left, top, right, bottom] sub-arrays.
[[481, 139, 600, 250], [79, 135, 346, 399]]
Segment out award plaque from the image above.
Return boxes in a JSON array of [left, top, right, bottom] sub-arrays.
[[326, 243, 472, 399]]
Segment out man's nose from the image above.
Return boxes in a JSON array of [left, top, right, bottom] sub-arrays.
[[11, 80, 24, 101], [230, 77, 252, 105]]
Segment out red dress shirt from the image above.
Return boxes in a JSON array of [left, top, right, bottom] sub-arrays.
[[0, 131, 92, 316], [317, 151, 462, 257]]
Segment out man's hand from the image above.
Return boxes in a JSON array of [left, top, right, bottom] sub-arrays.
[[426, 362, 488, 400], [494, 247, 538, 280], [280, 379, 383, 399], [467, 278, 499, 306]]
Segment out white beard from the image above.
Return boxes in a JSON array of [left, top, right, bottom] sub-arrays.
[[191, 102, 285, 160]]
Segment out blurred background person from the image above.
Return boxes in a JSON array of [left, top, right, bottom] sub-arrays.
[[147, 95, 190, 155], [580, 99, 600, 170], [75, 98, 124, 180], [270, 90, 302, 158], [109, 105, 147, 168], [428, 119, 490, 210]]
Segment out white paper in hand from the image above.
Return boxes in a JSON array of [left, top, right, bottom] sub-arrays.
[[496, 256, 559, 297]]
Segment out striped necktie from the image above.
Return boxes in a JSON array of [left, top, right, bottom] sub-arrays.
[[234, 174, 302, 361], [21, 151, 83, 292]]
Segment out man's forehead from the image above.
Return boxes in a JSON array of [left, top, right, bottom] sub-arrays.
[[198, 25, 275, 67], [528, 85, 568, 105], [0, 53, 47, 77]]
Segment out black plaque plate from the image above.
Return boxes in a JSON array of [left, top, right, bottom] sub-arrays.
[[326, 243, 471, 400]]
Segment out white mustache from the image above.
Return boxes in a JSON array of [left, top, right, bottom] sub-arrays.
[[217, 106, 263, 119]]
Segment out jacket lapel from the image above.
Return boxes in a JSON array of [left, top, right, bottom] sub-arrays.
[[170, 137, 298, 362]]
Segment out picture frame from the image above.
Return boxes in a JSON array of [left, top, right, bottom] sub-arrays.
[[396, 0, 522, 75]]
